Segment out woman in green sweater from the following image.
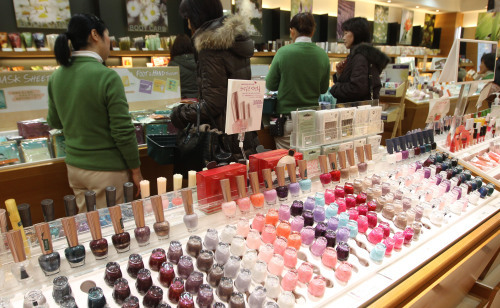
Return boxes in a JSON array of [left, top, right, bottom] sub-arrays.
[[47, 14, 143, 212]]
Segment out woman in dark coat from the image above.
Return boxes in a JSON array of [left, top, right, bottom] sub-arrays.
[[171, 0, 260, 161], [168, 34, 198, 98], [330, 17, 390, 104]]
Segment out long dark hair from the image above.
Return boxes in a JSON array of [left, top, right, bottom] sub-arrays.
[[54, 14, 107, 66], [171, 34, 194, 59], [179, 0, 223, 31], [342, 17, 371, 46]]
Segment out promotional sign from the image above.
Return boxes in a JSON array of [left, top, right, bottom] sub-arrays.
[[399, 9, 414, 45], [426, 98, 450, 123], [13, 0, 71, 29], [422, 14, 436, 47], [225, 79, 265, 135], [126, 0, 168, 32], [337, 0, 355, 41]]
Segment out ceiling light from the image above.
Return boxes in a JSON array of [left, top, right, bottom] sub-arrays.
[[387, 0, 391, 3], [436, 10, 440, 12], [416, 6, 420, 8]]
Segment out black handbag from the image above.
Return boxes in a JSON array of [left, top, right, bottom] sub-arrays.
[[174, 101, 232, 176], [269, 115, 287, 137]]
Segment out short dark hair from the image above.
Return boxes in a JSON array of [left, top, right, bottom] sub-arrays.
[[290, 12, 315, 36], [179, 0, 223, 31], [171, 34, 194, 59], [342, 17, 371, 45], [481, 52, 496, 71]]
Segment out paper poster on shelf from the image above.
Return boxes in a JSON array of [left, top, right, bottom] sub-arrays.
[[126, 0, 168, 32], [225, 79, 265, 135], [399, 9, 414, 45], [422, 14, 436, 47], [373, 5, 389, 44], [426, 98, 450, 123], [13, 0, 71, 29]]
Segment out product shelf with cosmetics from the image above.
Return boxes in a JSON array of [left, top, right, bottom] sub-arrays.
[[0, 145, 498, 306]]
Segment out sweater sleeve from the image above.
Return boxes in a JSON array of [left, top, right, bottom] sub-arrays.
[[265, 52, 281, 91], [47, 77, 63, 129], [330, 54, 369, 101], [104, 71, 140, 169]]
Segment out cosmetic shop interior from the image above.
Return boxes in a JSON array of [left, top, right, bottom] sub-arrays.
[[0, 0, 500, 307]]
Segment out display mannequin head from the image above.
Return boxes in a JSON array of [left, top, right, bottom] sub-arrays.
[[341, 17, 371, 49], [179, 0, 223, 34], [54, 14, 109, 66], [290, 12, 315, 42]]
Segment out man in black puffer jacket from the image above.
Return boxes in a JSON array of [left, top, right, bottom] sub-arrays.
[[330, 17, 390, 104], [171, 0, 260, 161]]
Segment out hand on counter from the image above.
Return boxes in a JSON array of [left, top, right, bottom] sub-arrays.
[[130, 167, 144, 198]]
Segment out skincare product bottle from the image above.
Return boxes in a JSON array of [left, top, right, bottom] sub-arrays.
[[182, 189, 198, 232]]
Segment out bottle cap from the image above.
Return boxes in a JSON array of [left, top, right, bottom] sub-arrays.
[[0, 209, 7, 233], [411, 133, 419, 148], [6, 230, 26, 262], [17, 203, 32, 227], [106, 186, 116, 207], [249, 172, 260, 194], [85, 190, 96, 212], [297, 160, 308, 180], [61, 217, 79, 248], [338, 151, 347, 169], [181, 189, 194, 215], [236, 175, 248, 198], [108, 205, 124, 234], [356, 146, 365, 163], [64, 195, 78, 216], [131, 200, 145, 228], [34, 223, 53, 255], [318, 155, 328, 174], [327, 153, 337, 171], [275, 165, 286, 187], [398, 136, 407, 151], [286, 163, 297, 183], [364, 144, 373, 161], [40, 199, 55, 222], [386, 139, 394, 154], [262, 169, 274, 191], [220, 179, 232, 203], [346, 149, 355, 167], [123, 182, 134, 203], [86, 211, 102, 240], [150, 195, 165, 222]]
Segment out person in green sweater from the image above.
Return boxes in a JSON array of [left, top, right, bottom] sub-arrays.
[[47, 14, 143, 212], [266, 12, 330, 149], [168, 34, 198, 99]]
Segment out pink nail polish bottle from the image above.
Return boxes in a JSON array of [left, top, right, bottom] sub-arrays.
[[220, 179, 237, 220], [235, 175, 251, 215]]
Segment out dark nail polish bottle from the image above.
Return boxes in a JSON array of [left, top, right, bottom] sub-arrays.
[[52, 276, 72, 304], [151, 195, 170, 240], [122, 296, 140, 308], [61, 217, 86, 268], [159, 261, 176, 287], [302, 210, 314, 227], [217, 277, 234, 302], [88, 286, 106, 308], [104, 261, 122, 287], [229, 292, 245, 308], [35, 223, 60, 276], [136, 268, 153, 295], [64, 195, 78, 216], [124, 182, 134, 203], [185, 271, 204, 294], [112, 277, 130, 304], [85, 190, 97, 212], [196, 249, 214, 273], [417, 131, 426, 154], [17, 203, 33, 227], [179, 292, 195, 308], [86, 211, 108, 260], [411, 133, 421, 156], [143, 285, 163, 308], [108, 205, 131, 253], [275, 165, 288, 201], [177, 255, 194, 279], [207, 264, 224, 287], [127, 254, 144, 278], [196, 284, 214, 308], [186, 235, 203, 258], [168, 277, 185, 304], [149, 248, 167, 271], [106, 186, 116, 207], [132, 200, 150, 246], [41, 199, 55, 222], [168, 240, 184, 264]]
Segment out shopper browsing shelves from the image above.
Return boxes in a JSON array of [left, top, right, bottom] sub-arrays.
[[330, 17, 390, 104], [47, 14, 143, 212], [265, 12, 331, 149], [168, 34, 198, 99]]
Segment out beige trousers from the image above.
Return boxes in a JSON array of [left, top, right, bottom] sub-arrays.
[[273, 119, 293, 149], [66, 164, 129, 213]]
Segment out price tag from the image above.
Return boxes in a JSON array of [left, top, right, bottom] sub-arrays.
[[130, 48, 137, 51], [112, 47, 120, 51], [2, 48, 13, 52], [142, 48, 149, 51], [26, 47, 37, 52], [158, 48, 164, 51], [40, 47, 50, 51], [14, 48, 24, 52]]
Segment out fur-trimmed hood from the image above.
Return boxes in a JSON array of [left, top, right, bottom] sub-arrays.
[[193, 14, 254, 58], [351, 43, 390, 72]]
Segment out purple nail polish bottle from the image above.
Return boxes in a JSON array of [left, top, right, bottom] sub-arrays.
[[286, 163, 301, 198], [324, 230, 336, 247], [314, 222, 327, 238], [336, 241, 350, 261], [313, 206, 326, 222], [300, 226, 315, 246], [278, 204, 291, 221], [336, 227, 350, 243], [290, 200, 303, 216], [302, 210, 314, 227], [262, 169, 277, 206], [304, 196, 315, 211], [290, 216, 304, 232], [275, 166, 289, 201], [327, 217, 339, 231]]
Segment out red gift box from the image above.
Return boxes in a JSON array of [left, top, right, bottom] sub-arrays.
[[249, 149, 303, 184], [196, 163, 247, 213]]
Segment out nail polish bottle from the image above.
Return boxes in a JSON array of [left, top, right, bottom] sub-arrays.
[[346, 149, 359, 178], [398, 136, 409, 160], [286, 163, 301, 197], [236, 175, 251, 214], [338, 151, 350, 180], [136, 268, 153, 295], [179, 189, 198, 232], [131, 200, 150, 246], [356, 146, 368, 175], [410, 133, 420, 157], [327, 152, 341, 184], [127, 254, 144, 278], [262, 168, 277, 206], [84, 190, 97, 212], [385, 139, 396, 165], [275, 165, 289, 201], [6, 229, 32, 282], [220, 179, 237, 219], [88, 286, 106, 308], [86, 211, 108, 259], [150, 248, 167, 272], [35, 223, 60, 276], [249, 172, 264, 210], [104, 261, 122, 287], [427, 129, 437, 152], [403, 135, 415, 159], [318, 155, 332, 188], [298, 160, 312, 194], [108, 205, 131, 253], [61, 217, 86, 268], [64, 195, 78, 216], [363, 144, 375, 171], [40, 199, 55, 222], [17, 203, 32, 228], [416, 131, 427, 154], [123, 182, 134, 203], [150, 195, 170, 239]]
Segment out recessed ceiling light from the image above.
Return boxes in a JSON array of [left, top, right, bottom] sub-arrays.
[[387, 0, 391, 3], [416, 6, 420, 8], [436, 9, 440, 12]]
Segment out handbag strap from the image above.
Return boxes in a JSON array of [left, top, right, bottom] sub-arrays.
[[368, 63, 374, 100], [199, 99, 219, 129]]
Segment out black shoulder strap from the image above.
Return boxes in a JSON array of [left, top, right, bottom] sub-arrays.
[[199, 99, 218, 128], [368, 63, 374, 100]]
